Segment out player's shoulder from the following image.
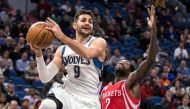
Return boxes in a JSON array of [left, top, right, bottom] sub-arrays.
[[103, 80, 126, 90], [91, 37, 107, 45]]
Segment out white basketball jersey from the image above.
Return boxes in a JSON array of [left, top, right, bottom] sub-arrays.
[[61, 36, 103, 95]]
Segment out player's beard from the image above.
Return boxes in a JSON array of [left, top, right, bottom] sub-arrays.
[[77, 27, 93, 37], [115, 64, 129, 77]]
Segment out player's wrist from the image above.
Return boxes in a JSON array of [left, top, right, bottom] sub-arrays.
[[59, 33, 69, 43], [35, 51, 43, 57]]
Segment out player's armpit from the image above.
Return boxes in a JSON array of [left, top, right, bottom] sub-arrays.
[[52, 46, 64, 70]]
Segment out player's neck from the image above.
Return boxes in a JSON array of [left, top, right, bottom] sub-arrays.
[[115, 76, 126, 83], [76, 33, 90, 43]]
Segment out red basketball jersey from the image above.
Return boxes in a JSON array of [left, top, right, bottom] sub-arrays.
[[100, 80, 141, 109]]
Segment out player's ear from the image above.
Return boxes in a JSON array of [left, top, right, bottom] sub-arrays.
[[72, 22, 77, 30]]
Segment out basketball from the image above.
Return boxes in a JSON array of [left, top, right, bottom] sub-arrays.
[[26, 21, 54, 49]]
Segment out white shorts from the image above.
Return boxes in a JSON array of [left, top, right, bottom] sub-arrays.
[[48, 82, 101, 109]]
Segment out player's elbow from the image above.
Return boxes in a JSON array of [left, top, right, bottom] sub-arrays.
[[39, 74, 52, 83]]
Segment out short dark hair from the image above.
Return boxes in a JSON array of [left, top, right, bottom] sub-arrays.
[[74, 9, 94, 22], [115, 60, 135, 77]]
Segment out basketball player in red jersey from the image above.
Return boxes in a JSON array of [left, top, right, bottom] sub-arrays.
[[101, 5, 157, 109]]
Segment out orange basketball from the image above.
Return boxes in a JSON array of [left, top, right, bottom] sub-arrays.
[[27, 21, 54, 49]]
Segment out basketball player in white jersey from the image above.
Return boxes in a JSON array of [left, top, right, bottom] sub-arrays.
[[30, 10, 107, 109]]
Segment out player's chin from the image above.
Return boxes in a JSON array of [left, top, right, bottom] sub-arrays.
[[81, 31, 92, 36]]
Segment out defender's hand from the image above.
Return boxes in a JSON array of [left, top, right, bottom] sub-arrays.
[[147, 5, 156, 30]]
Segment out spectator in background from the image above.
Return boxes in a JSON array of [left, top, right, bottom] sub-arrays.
[[152, 79, 165, 97], [20, 98, 31, 109], [141, 78, 153, 99], [160, 72, 171, 88], [0, 8, 8, 23], [63, 2, 76, 17], [44, 48, 54, 64], [158, 9, 173, 27], [180, 28, 190, 46], [106, 24, 119, 41], [23, 87, 40, 106], [7, 100, 19, 109], [164, 25, 178, 42], [186, 86, 190, 96], [173, 12, 187, 24], [37, 0, 52, 14], [177, 93, 190, 109], [140, 78, 153, 109], [157, 25, 165, 40], [75, 0, 84, 13], [24, 60, 39, 84], [174, 42, 189, 60], [59, 14, 70, 32], [0, 74, 7, 94], [93, 23, 105, 38], [5, 83, 20, 104], [163, 59, 177, 77], [93, 7, 102, 24], [148, 66, 160, 84], [60, 0, 72, 13], [162, 90, 176, 109], [176, 60, 190, 81], [162, 65, 176, 82], [102, 8, 113, 26], [2, 37, 15, 52], [14, 10, 23, 22], [10, 44, 21, 67], [170, 80, 185, 96], [0, 93, 9, 109], [17, 37, 27, 53], [106, 48, 125, 66], [125, 0, 136, 13], [134, 57, 143, 68], [175, 72, 187, 86], [173, 88, 184, 107], [16, 52, 30, 77], [0, 50, 15, 78], [0, 28, 8, 47]]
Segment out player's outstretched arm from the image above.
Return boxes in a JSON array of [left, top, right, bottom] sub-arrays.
[[46, 18, 107, 61], [126, 5, 158, 87], [30, 45, 63, 83]]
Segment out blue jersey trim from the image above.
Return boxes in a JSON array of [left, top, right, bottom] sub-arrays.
[[62, 45, 66, 56], [93, 58, 103, 70], [62, 45, 66, 65]]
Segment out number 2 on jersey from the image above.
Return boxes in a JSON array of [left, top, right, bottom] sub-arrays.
[[74, 65, 80, 78], [105, 98, 110, 109]]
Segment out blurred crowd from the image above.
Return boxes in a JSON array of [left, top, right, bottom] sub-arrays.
[[0, 0, 190, 109]]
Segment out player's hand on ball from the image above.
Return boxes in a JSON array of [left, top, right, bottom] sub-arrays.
[[147, 5, 156, 30], [29, 43, 42, 57], [46, 17, 65, 40]]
